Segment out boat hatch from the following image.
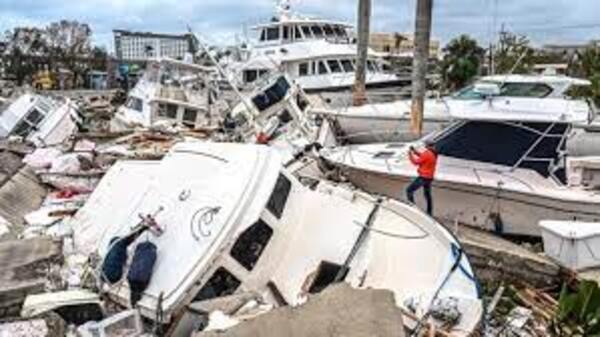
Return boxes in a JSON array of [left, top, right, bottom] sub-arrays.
[[252, 77, 291, 112], [373, 151, 396, 159]]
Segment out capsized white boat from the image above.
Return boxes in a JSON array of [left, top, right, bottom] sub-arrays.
[[314, 74, 594, 143], [321, 114, 600, 237], [0, 93, 80, 146], [71, 141, 482, 336], [113, 58, 220, 130]]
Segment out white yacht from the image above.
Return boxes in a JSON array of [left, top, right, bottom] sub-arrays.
[[71, 142, 482, 337], [321, 111, 600, 237], [114, 58, 220, 130], [315, 74, 594, 143], [0, 93, 80, 146], [230, 1, 408, 93]]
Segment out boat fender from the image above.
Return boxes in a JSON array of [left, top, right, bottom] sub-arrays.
[[127, 241, 158, 307], [101, 237, 130, 284]]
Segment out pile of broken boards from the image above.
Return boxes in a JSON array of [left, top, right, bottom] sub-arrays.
[[0, 129, 212, 337]]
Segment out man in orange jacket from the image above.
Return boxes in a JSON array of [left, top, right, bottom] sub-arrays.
[[406, 140, 438, 215]]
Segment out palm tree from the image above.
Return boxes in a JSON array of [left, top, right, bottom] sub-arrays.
[[410, 0, 434, 136], [352, 0, 371, 106]]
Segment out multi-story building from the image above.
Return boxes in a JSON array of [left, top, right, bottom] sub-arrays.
[[369, 32, 441, 60], [542, 40, 600, 56], [113, 30, 195, 62]]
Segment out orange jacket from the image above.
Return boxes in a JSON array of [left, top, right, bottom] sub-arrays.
[[409, 148, 438, 179]]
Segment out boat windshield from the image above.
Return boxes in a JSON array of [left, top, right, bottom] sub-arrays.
[[453, 81, 554, 100], [434, 120, 569, 184]]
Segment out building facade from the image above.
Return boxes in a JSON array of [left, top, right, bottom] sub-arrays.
[[113, 30, 194, 61], [369, 32, 441, 60]]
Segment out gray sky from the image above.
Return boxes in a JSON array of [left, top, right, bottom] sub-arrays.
[[1, 0, 599, 51]]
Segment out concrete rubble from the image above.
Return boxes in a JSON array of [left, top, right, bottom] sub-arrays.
[[197, 284, 406, 337]]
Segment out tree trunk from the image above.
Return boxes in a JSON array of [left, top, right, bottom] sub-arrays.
[[352, 0, 371, 106], [410, 0, 434, 137]]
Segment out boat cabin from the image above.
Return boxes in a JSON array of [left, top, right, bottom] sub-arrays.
[[254, 21, 351, 46]]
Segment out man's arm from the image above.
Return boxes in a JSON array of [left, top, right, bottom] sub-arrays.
[[409, 150, 423, 165]]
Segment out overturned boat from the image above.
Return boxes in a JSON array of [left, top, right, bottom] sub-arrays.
[[315, 75, 594, 143], [113, 58, 220, 130], [71, 142, 482, 336], [321, 112, 600, 237], [0, 93, 80, 146]]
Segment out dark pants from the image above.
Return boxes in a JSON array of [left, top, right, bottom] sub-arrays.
[[406, 177, 433, 215]]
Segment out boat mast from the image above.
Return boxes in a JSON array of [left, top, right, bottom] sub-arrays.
[[352, 0, 371, 107], [410, 0, 434, 137]]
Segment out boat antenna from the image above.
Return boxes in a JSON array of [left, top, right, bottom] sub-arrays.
[[186, 25, 259, 122]]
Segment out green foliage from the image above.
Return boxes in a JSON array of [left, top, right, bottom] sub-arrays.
[[440, 34, 485, 91], [494, 31, 535, 75], [569, 48, 600, 107], [556, 280, 600, 336]]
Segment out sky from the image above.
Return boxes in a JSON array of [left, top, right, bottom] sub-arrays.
[[0, 0, 599, 52]]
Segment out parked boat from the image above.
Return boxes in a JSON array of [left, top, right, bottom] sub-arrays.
[[0, 93, 80, 146], [71, 141, 482, 336], [315, 74, 594, 144], [320, 115, 600, 237], [229, 1, 407, 93]]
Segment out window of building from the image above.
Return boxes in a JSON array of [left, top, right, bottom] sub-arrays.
[[158, 103, 178, 119], [183, 108, 198, 126], [266, 173, 291, 219], [298, 63, 309, 76], [126, 97, 143, 112], [327, 60, 343, 73], [230, 219, 274, 271], [318, 61, 329, 75], [340, 59, 354, 72], [301, 26, 312, 39], [266, 27, 280, 41], [311, 26, 324, 38], [193, 267, 241, 302]]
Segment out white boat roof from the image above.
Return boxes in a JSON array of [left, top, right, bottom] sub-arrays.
[[481, 74, 591, 86], [72, 142, 282, 314], [252, 18, 351, 30]]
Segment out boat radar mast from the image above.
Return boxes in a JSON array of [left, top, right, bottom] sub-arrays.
[[276, 0, 292, 21]]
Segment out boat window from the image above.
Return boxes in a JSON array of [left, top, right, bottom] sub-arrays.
[[12, 108, 46, 138], [333, 26, 347, 38], [244, 70, 258, 83], [294, 26, 303, 40], [311, 26, 324, 38], [318, 61, 329, 75], [340, 59, 354, 72], [266, 27, 280, 41], [323, 25, 335, 37], [126, 97, 143, 112], [301, 26, 312, 39], [311, 61, 316, 75], [366, 60, 376, 72], [435, 121, 568, 180], [259, 29, 266, 42], [183, 108, 198, 126], [252, 76, 291, 112], [499, 83, 553, 98], [158, 103, 178, 119], [266, 173, 292, 219], [308, 261, 348, 294], [298, 63, 309, 76], [373, 151, 395, 159], [452, 85, 483, 100], [282, 26, 290, 40], [327, 60, 343, 73], [193, 267, 241, 302], [230, 219, 274, 271], [258, 69, 268, 78]]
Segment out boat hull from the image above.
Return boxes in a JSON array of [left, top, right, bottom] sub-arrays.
[[335, 165, 600, 237]]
